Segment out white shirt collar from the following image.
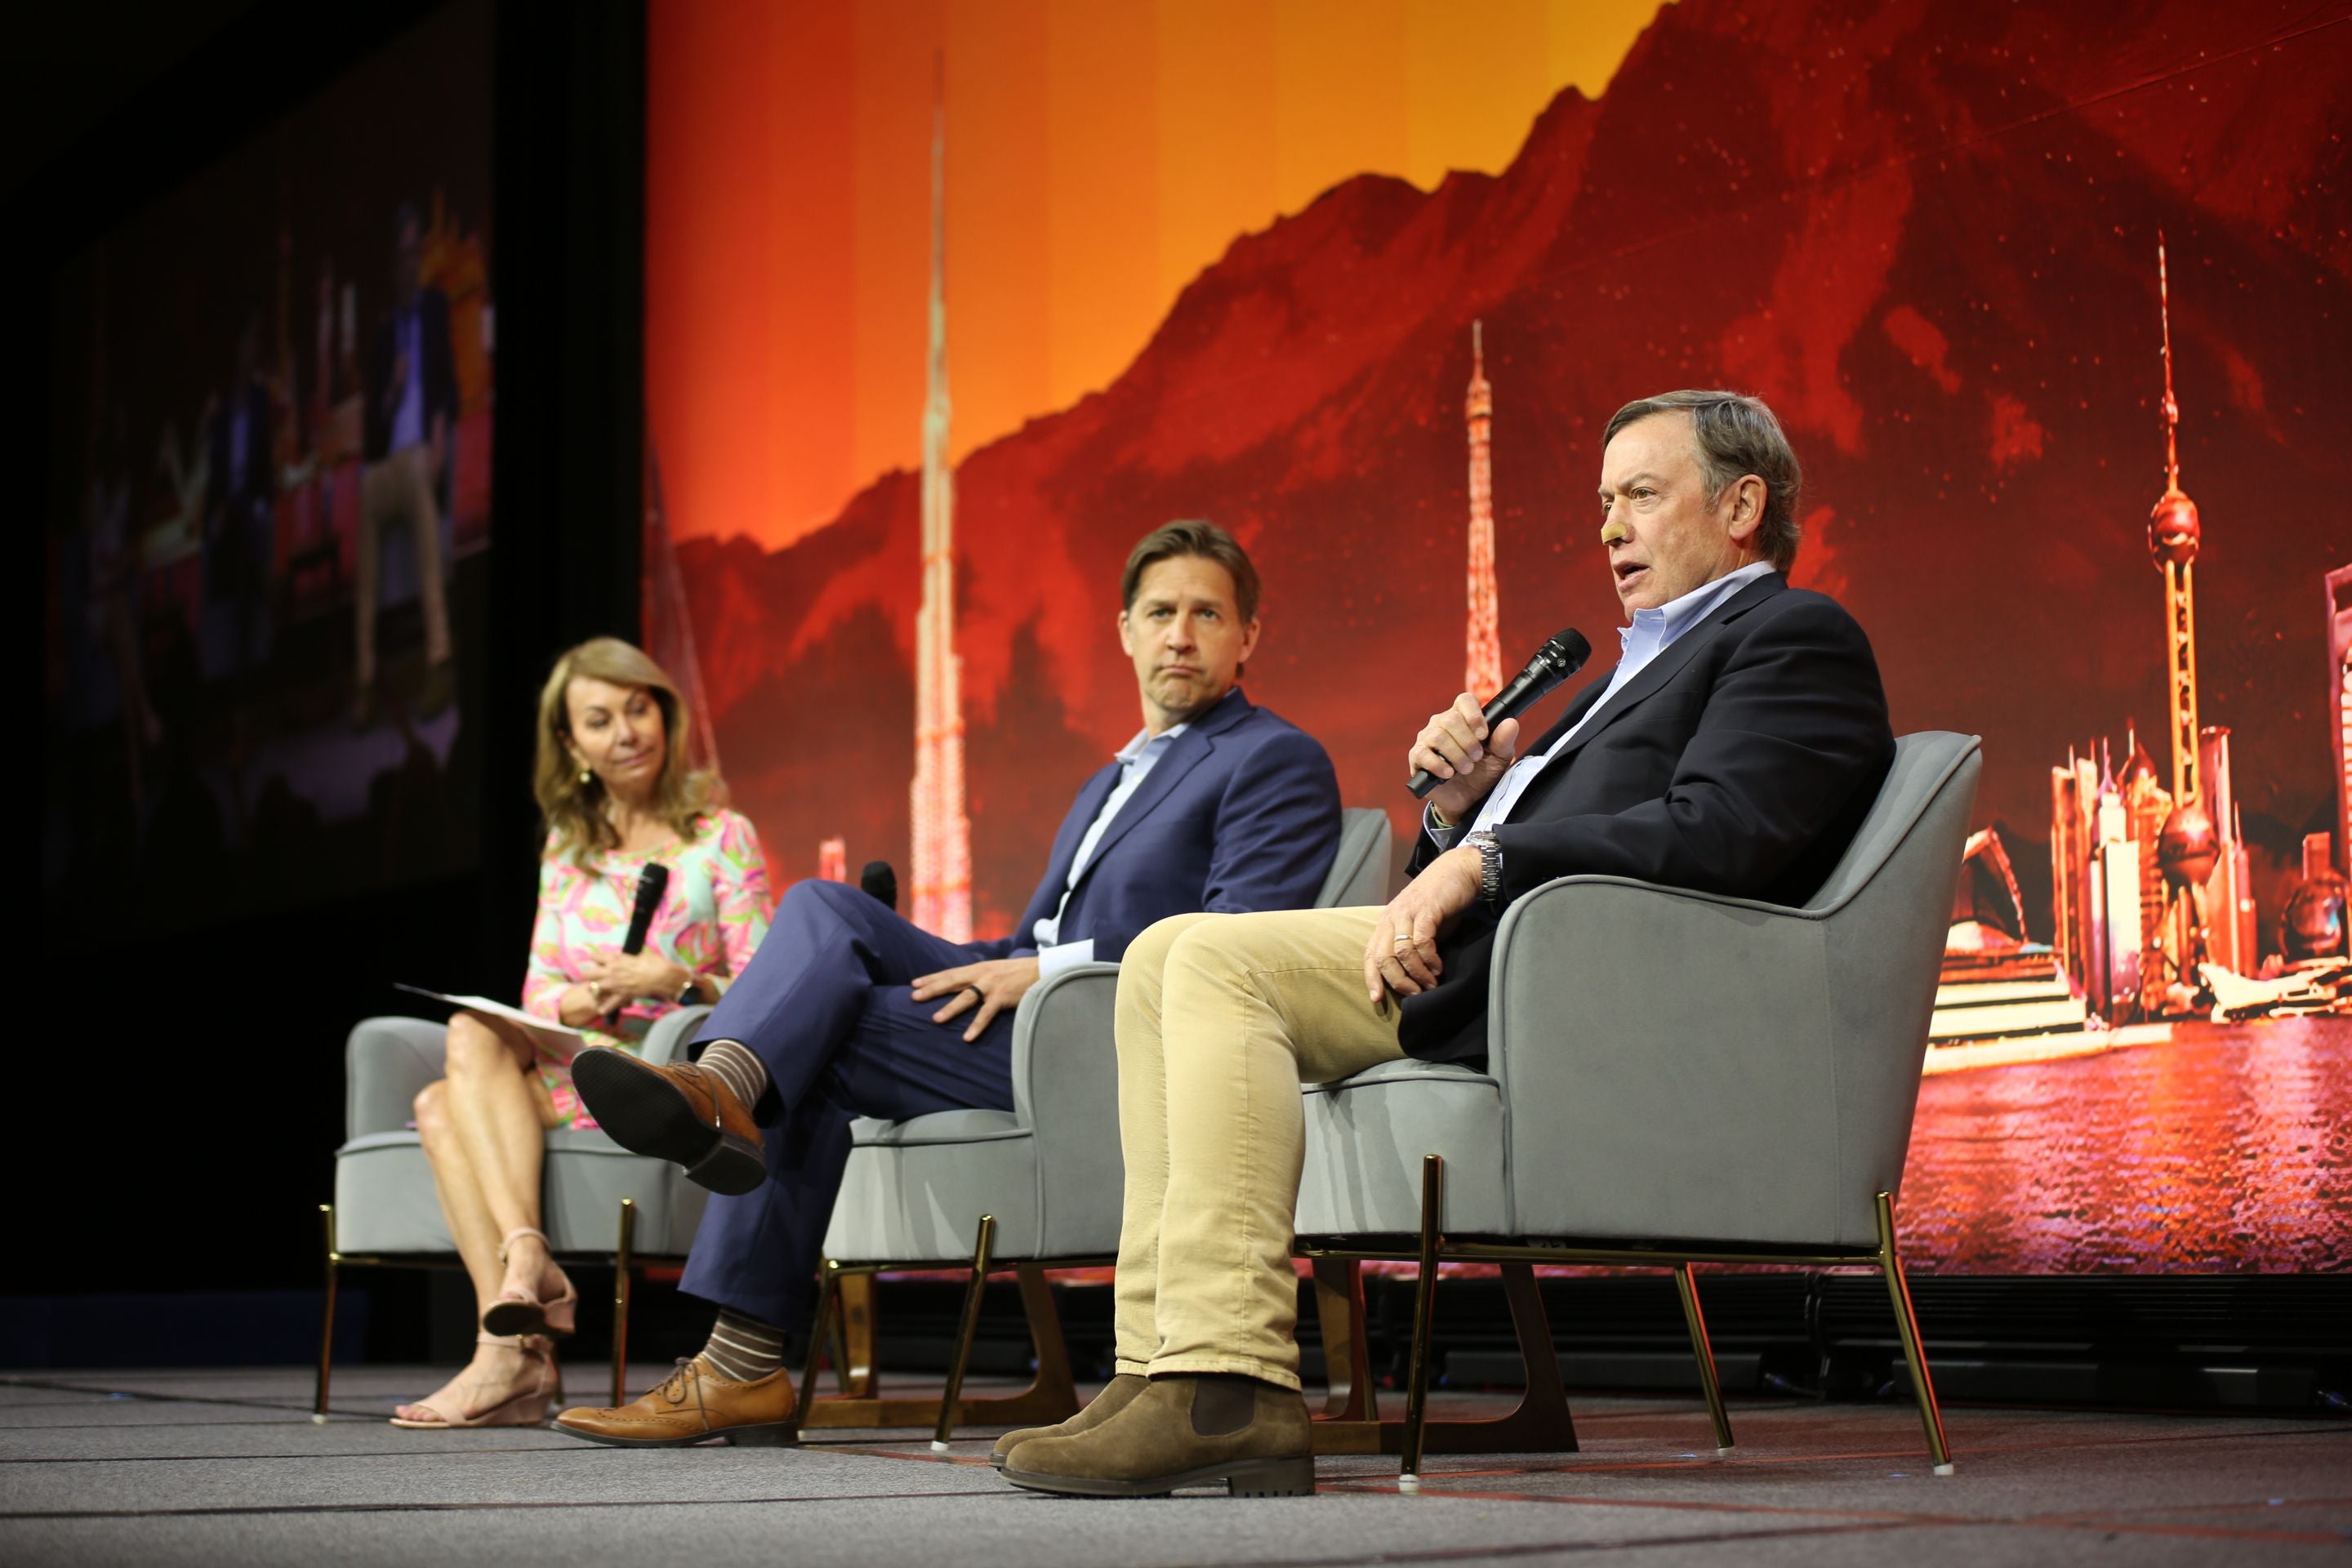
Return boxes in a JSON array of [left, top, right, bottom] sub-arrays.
[[1116, 722, 1188, 764], [1617, 559, 1776, 654]]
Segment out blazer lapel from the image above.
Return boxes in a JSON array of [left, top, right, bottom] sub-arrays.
[[1037, 763, 1122, 901], [1067, 688, 1250, 889], [1544, 573, 1784, 768]]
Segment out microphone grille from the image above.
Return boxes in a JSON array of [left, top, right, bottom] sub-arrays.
[[1545, 627, 1591, 666]]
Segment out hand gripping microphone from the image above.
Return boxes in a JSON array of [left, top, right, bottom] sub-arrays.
[[608, 862, 671, 1024], [1407, 628, 1592, 800]]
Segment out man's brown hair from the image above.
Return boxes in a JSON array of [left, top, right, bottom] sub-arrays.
[[1120, 519, 1261, 622]]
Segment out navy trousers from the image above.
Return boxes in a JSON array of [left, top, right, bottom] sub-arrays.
[[677, 879, 1017, 1331]]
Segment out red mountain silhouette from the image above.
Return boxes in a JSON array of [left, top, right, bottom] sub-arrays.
[[675, 0, 2352, 933]]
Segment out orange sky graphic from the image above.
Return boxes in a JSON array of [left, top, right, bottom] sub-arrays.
[[647, 0, 1669, 550]]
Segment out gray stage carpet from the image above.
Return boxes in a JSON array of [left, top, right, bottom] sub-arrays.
[[2, 1366, 2345, 1566]]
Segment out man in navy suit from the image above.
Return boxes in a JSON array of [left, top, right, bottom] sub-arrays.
[[1000, 391, 1895, 1498], [555, 521, 1341, 1447]]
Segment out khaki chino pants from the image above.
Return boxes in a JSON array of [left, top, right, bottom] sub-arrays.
[[355, 443, 452, 688], [1111, 907, 1407, 1390]]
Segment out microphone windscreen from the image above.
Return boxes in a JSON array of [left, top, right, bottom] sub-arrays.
[[1547, 628, 1592, 669], [860, 861, 898, 911]]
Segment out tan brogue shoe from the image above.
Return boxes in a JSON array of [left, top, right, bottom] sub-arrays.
[[1001, 1374, 1313, 1498], [571, 1049, 766, 1195], [553, 1355, 797, 1448], [990, 1372, 1147, 1470]]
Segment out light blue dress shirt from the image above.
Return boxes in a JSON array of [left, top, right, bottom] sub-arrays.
[[1031, 721, 1190, 976], [1436, 561, 1777, 844]]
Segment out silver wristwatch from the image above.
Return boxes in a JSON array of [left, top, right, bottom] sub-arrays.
[[1463, 830, 1504, 906]]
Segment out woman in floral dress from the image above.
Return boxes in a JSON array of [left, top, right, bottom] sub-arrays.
[[392, 638, 772, 1428]]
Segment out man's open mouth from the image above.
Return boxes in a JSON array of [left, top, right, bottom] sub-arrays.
[[1614, 561, 1648, 587]]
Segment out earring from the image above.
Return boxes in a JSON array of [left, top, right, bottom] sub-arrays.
[[577, 768, 594, 787]]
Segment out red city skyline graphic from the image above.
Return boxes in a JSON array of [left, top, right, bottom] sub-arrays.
[[663, 0, 2348, 947]]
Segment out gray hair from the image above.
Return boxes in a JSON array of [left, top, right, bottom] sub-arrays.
[[1603, 390, 1802, 572]]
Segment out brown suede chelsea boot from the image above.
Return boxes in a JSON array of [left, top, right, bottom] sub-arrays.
[[1001, 1374, 1313, 1497], [991, 1372, 1147, 1470], [570, 1049, 767, 1196], [554, 1355, 797, 1447]]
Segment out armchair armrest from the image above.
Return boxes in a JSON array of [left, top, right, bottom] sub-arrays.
[[1486, 876, 1851, 1247], [642, 1004, 713, 1067], [1009, 961, 1125, 1256], [345, 1016, 452, 1140]]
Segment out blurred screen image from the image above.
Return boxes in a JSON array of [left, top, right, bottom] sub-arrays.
[[43, 0, 493, 933]]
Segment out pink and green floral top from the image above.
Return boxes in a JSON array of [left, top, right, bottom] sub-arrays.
[[522, 807, 772, 1129]]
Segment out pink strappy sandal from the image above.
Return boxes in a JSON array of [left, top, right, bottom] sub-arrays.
[[390, 1334, 561, 1429], [480, 1227, 579, 1338]]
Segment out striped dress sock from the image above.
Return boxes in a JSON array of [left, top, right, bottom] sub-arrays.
[[697, 1039, 770, 1116], [702, 1308, 786, 1383]]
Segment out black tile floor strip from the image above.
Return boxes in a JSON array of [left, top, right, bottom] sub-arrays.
[[0, 1490, 1024, 1521], [0, 1446, 596, 1463]]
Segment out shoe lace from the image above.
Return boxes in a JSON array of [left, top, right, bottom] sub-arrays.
[[657, 1356, 717, 1429]]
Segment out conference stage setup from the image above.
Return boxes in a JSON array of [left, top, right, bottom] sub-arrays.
[[17, 0, 2349, 1562]]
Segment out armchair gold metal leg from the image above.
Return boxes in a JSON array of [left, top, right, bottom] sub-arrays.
[[1673, 1263, 1734, 1453], [1399, 1154, 1446, 1489], [932, 1214, 997, 1452], [612, 1197, 637, 1407], [1876, 1191, 1953, 1474], [834, 1272, 879, 1396], [1310, 1256, 1376, 1421], [798, 1262, 842, 1418], [313, 1205, 337, 1424]]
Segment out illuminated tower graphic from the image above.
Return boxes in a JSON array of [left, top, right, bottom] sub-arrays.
[[1463, 321, 1502, 699], [2147, 234, 2219, 985], [909, 71, 973, 941]]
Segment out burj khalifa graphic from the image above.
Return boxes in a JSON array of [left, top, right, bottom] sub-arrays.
[[908, 69, 973, 942]]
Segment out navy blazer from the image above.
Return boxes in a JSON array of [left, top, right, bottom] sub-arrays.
[[967, 687, 1341, 966], [1400, 573, 1895, 1064]]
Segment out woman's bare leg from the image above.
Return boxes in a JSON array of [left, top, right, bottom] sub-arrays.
[[439, 1013, 571, 1312], [399, 1074, 538, 1420]]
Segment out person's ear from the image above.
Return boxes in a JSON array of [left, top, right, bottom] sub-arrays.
[[1116, 607, 1138, 658], [1237, 616, 1262, 669], [1725, 475, 1766, 544]]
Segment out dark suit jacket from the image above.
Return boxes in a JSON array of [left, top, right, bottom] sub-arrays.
[[966, 686, 1342, 967], [364, 288, 457, 462], [1400, 573, 1894, 1064]]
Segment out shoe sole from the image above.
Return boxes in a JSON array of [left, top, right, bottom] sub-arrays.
[[1000, 1454, 1314, 1498], [552, 1421, 799, 1449], [572, 1051, 766, 1196]]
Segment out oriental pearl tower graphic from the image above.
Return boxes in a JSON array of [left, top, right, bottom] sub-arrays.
[[2149, 234, 2219, 992]]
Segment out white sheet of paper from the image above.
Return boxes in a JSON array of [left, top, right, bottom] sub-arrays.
[[395, 984, 586, 1054]]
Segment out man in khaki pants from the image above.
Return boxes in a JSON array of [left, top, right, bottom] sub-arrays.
[[999, 391, 1896, 1498]]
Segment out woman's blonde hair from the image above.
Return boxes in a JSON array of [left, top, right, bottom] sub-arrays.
[[533, 636, 723, 865]]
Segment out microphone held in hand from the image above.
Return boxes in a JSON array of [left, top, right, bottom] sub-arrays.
[[1407, 628, 1592, 800], [608, 862, 671, 1024], [859, 860, 898, 911]]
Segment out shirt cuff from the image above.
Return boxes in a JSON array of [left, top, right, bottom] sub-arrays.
[[1036, 938, 1098, 979], [1422, 801, 1462, 851]]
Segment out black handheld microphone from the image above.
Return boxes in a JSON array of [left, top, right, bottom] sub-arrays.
[[1407, 628, 1592, 800], [859, 860, 898, 911], [608, 862, 671, 1023]]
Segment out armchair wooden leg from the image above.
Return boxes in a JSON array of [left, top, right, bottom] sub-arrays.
[[1876, 1191, 1953, 1475], [612, 1197, 636, 1407], [932, 1214, 997, 1452], [1673, 1263, 1734, 1454], [313, 1205, 336, 1424], [1310, 1256, 1377, 1421], [1399, 1154, 1446, 1489], [798, 1261, 842, 1418]]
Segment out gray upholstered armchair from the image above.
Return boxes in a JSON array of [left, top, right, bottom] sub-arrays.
[[803, 805, 1399, 1445], [317, 1005, 716, 1417], [1294, 732, 1981, 1483]]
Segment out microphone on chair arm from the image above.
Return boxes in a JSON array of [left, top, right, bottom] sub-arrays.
[[1406, 627, 1592, 800], [608, 862, 671, 1025]]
